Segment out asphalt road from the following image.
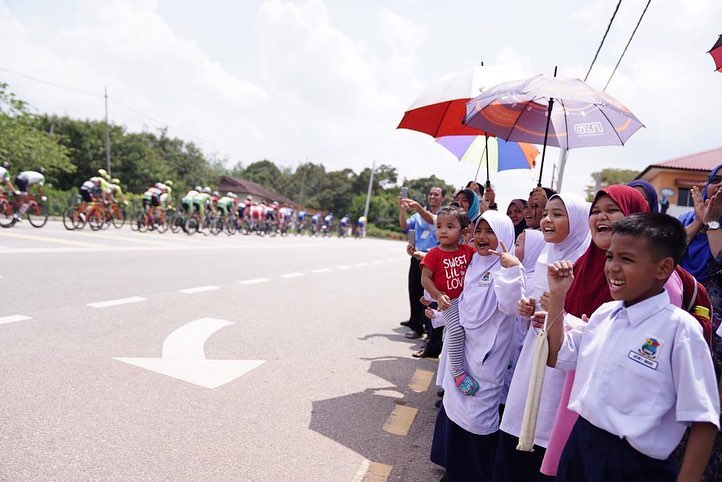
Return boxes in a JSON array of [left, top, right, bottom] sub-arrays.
[[0, 222, 446, 482]]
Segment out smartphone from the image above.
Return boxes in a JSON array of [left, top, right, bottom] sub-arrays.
[[408, 228, 416, 247], [400, 186, 409, 199]]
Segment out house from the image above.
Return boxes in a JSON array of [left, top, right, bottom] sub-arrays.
[[216, 175, 299, 208], [634, 146, 722, 217]]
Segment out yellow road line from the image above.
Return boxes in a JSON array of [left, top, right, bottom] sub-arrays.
[[0, 231, 104, 248], [382, 404, 418, 436], [408, 369, 434, 393], [362, 462, 392, 482]]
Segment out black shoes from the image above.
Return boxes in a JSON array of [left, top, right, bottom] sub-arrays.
[[405, 331, 423, 339]]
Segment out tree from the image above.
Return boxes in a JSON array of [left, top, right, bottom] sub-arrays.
[[0, 84, 74, 184], [585, 168, 639, 199]]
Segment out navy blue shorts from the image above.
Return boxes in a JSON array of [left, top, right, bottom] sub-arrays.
[[557, 417, 677, 482], [430, 404, 499, 482], [491, 430, 554, 482]]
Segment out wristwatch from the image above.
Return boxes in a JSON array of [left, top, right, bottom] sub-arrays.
[[705, 220, 720, 231]]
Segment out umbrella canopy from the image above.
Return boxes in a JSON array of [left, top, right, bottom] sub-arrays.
[[464, 73, 643, 185], [437, 135, 538, 172], [709, 34, 722, 72], [397, 67, 489, 138], [464, 74, 643, 149]]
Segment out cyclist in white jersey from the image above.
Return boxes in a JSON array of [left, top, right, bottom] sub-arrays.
[[14, 168, 46, 220], [0, 162, 18, 193]]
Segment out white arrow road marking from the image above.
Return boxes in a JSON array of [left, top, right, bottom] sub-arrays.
[[114, 317, 264, 389], [178, 285, 220, 294], [355, 262, 369, 267], [311, 268, 332, 273], [281, 272, 304, 278], [87, 296, 146, 308], [0, 315, 31, 325], [336, 265, 352, 270], [238, 278, 269, 285]]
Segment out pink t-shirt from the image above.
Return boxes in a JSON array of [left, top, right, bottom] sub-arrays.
[[420, 244, 476, 300]]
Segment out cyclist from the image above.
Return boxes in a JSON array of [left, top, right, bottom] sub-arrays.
[[0, 162, 17, 193], [216, 192, 237, 219], [339, 214, 350, 237], [181, 186, 202, 215], [142, 185, 162, 216], [108, 178, 128, 206], [356, 215, 367, 238], [156, 180, 173, 210], [296, 209, 307, 232], [278, 204, 294, 233], [192, 187, 212, 227], [322, 212, 334, 236], [210, 190, 220, 215], [310, 212, 322, 235], [14, 168, 46, 220]]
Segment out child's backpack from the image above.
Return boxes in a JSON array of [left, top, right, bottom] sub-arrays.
[[675, 265, 713, 346]]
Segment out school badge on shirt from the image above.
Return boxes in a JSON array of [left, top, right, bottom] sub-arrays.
[[478, 272, 492, 288], [628, 337, 661, 370]]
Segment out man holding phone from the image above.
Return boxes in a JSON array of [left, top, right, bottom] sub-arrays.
[[398, 186, 446, 357]]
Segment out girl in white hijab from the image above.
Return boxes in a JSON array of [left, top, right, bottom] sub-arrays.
[[430, 210, 524, 482], [492, 193, 591, 482]]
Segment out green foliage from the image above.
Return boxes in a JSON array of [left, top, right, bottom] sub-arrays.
[[0, 83, 458, 232], [585, 168, 639, 199]]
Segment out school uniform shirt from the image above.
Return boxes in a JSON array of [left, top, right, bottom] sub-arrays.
[[556, 290, 720, 460], [441, 262, 524, 436], [407, 213, 437, 253]]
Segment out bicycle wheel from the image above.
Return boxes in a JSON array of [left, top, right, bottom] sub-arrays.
[[130, 210, 142, 231], [224, 216, 237, 235], [156, 214, 169, 233], [185, 214, 199, 234], [112, 206, 126, 228], [88, 210, 104, 231], [0, 199, 16, 228], [169, 212, 183, 233], [62, 207, 77, 230], [27, 202, 49, 228]]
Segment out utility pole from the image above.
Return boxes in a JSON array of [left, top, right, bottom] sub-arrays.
[[363, 161, 375, 219], [554, 148, 569, 192], [298, 157, 308, 205], [104, 86, 111, 176]]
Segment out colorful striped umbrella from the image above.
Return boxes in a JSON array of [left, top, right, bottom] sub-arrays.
[[436, 135, 538, 182]]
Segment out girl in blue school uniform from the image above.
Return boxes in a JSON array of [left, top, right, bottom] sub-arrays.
[[429, 210, 524, 482], [546, 213, 720, 482]]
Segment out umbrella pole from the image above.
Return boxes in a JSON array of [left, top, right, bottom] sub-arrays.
[[474, 142, 487, 182], [537, 66, 558, 187], [485, 135, 490, 187]]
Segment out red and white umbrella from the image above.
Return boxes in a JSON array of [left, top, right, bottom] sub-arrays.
[[397, 66, 489, 138]]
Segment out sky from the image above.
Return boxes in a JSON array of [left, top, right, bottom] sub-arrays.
[[1, 0, 721, 209]]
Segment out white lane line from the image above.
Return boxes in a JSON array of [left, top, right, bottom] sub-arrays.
[[355, 262, 369, 267], [372, 260, 384, 265], [178, 285, 220, 294], [0, 315, 31, 325], [238, 278, 269, 285], [281, 272, 304, 279], [336, 265, 352, 270], [87, 296, 147, 308], [311, 268, 332, 273]]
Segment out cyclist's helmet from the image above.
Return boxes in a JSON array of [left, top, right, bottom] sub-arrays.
[[212, 191, 219, 197], [164, 180, 173, 187], [246, 195, 252, 201], [111, 178, 121, 184], [203, 187, 211, 194], [98, 168, 108, 179], [1, 161, 9, 169], [194, 185, 202, 192], [38, 167, 46, 175]]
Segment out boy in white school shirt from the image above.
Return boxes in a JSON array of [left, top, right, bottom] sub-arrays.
[[546, 213, 720, 482]]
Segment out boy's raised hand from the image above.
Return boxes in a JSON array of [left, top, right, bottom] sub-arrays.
[[547, 261, 574, 294], [489, 240, 521, 268]]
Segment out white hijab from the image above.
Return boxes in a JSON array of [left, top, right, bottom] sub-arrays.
[[459, 210, 516, 330], [533, 192, 591, 297]]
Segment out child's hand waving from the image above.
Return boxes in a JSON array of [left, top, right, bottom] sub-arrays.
[[547, 261, 574, 294], [436, 293, 451, 311], [489, 240, 521, 268]]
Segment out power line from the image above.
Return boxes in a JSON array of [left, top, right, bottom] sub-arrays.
[[603, 0, 652, 92], [0, 64, 291, 164], [584, 0, 623, 82]]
